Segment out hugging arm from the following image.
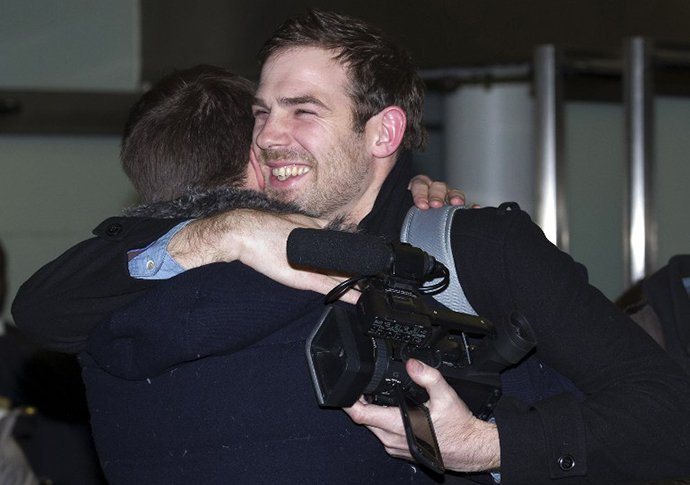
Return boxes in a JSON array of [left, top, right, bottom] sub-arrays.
[[166, 209, 354, 300], [489, 211, 690, 483], [11, 209, 354, 354], [344, 208, 690, 483], [11, 175, 468, 354], [11, 217, 182, 353]]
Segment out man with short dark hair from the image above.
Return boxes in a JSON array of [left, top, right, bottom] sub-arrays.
[[9, 65, 284, 352], [14, 9, 690, 485], [121, 64, 260, 202]]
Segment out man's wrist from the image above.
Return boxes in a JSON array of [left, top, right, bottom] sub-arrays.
[[477, 418, 501, 472], [444, 417, 501, 473], [167, 210, 250, 269]]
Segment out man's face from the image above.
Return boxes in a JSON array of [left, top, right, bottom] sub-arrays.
[[251, 47, 374, 220]]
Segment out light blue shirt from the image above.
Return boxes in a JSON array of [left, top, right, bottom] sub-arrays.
[[128, 220, 192, 280]]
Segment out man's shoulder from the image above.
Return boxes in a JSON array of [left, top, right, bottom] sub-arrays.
[[449, 202, 532, 245], [92, 216, 185, 243]]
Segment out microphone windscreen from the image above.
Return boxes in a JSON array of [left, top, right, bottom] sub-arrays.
[[287, 228, 393, 275]]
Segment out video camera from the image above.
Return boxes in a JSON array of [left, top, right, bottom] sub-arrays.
[[287, 228, 536, 474]]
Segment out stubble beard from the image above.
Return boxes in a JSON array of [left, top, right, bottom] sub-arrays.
[[259, 135, 371, 220]]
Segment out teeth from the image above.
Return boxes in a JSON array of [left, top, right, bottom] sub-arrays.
[[272, 165, 311, 182]]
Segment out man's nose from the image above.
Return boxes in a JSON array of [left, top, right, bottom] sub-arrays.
[[255, 113, 291, 150]]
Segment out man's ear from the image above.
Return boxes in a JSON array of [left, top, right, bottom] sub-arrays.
[[367, 106, 406, 159]]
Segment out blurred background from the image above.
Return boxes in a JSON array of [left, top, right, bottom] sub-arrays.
[[1, 0, 690, 319]]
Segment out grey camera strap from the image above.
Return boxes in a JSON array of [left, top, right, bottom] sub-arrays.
[[401, 205, 477, 316]]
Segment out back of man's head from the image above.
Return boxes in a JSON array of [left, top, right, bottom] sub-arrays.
[[122, 65, 256, 203], [258, 9, 427, 152]]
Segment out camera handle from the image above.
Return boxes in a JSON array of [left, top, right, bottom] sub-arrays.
[[427, 305, 497, 338], [394, 384, 446, 474]]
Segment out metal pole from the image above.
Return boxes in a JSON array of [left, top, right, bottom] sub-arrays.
[[534, 45, 568, 250], [623, 37, 657, 287]]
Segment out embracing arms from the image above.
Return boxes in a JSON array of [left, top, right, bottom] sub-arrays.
[[11, 178, 465, 353]]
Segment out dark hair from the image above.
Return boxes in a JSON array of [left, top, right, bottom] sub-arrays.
[[258, 9, 427, 151], [122, 65, 256, 203]]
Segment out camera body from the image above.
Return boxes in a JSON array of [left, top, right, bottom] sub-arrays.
[[289, 229, 536, 473], [306, 270, 535, 420]]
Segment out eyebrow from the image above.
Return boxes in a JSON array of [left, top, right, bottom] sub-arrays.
[[251, 97, 268, 108], [252, 95, 330, 111], [280, 95, 328, 110]]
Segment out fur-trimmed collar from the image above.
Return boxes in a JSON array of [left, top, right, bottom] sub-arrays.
[[123, 187, 305, 219]]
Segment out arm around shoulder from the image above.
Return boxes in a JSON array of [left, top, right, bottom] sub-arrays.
[[167, 209, 356, 300], [472, 207, 690, 483], [11, 217, 182, 353]]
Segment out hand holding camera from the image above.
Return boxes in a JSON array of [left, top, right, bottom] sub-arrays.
[[287, 228, 536, 473]]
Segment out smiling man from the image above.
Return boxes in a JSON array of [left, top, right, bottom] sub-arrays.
[[12, 8, 690, 485], [252, 47, 387, 221], [157, 9, 690, 484]]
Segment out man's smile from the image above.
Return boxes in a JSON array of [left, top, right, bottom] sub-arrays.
[[271, 164, 312, 182]]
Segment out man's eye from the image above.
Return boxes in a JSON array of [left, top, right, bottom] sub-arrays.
[[295, 109, 316, 116], [252, 109, 268, 118]]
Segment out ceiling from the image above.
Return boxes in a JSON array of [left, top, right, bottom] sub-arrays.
[[142, 0, 690, 85]]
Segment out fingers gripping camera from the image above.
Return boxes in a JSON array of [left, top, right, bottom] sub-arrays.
[[288, 228, 536, 473]]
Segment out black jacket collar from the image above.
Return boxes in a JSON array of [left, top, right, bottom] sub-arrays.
[[358, 154, 414, 242]]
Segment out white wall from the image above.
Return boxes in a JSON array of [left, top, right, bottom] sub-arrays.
[[656, 96, 690, 267], [566, 96, 690, 299], [437, 86, 690, 301], [0, 1, 140, 322], [0, 1, 140, 91], [565, 102, 625, 299], [444, 84, 537, 215], [0, 135, 139, 322]]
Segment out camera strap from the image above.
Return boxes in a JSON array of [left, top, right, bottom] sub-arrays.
[[400, 205, 477, 316]]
